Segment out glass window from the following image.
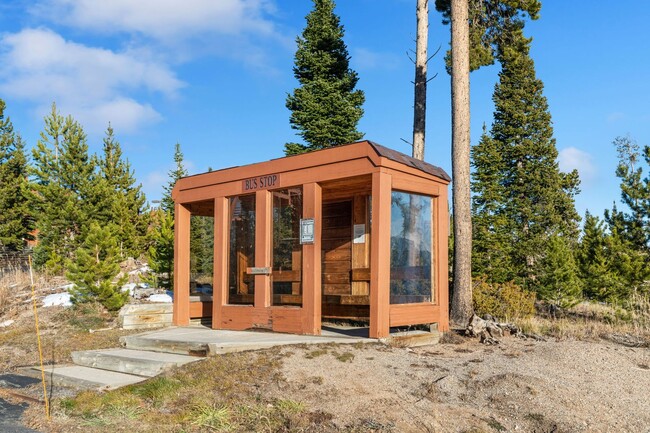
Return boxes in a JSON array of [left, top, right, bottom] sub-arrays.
[[272, 188, 303, 306], [390, 191, 433, 304], [228, 195, 256, 304]]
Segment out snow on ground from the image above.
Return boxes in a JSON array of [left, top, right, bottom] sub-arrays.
[[42, 292, 72, 307]]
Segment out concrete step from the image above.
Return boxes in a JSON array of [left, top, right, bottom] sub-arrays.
[[21, 365, 146, 390], [382, 330, 441, 347], [120, 333, 210, 356], [71, 348, 202, 377]]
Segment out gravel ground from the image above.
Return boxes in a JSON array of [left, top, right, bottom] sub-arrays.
[[274, 337, 650, 432]]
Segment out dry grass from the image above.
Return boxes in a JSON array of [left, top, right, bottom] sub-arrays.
[[517, 296, 650, 345]]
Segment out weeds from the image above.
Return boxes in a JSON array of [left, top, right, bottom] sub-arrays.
[[190, 403, 231, 431]]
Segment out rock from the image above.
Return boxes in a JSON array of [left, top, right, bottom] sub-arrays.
[[42, 292, 72, 307], [121, 283, 137, 295], [0, 320, 14, 328], [148, 293, 172, 303]]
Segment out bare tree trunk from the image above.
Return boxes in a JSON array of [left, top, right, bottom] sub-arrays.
[[450, 0, 473, 327], [412, 0, 428, 160]]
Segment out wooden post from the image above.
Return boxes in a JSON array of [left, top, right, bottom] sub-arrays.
[[173, 203, 191, 326], [351, 195, 369, 296], [255, 190, 272, 309], [370, 171, 392, 338], [437, 191, 450, 331], [212, 197, 228, 329], [302, 182, 322, 334]]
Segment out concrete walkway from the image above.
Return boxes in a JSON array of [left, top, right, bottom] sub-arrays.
[[120, 325, 374, 356]]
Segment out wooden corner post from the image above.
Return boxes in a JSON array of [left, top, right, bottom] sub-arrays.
[[255, 190, 272, 310], [370, 171, 392, 338], [173, 203, 191, 326], [212, 197, 228, 329], [302, 182, 322, 334]]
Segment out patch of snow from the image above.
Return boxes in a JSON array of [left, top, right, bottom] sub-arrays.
[[42, 292, 72, 307], [148, 293, 172, 303], [57, 283, 75, 291], [121, 283, 137, 294], [128, 265, 152, 275], [0, 319, 15, 328]]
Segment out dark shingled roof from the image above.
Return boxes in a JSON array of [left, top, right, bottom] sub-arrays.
[[368, 141, 451, 182]]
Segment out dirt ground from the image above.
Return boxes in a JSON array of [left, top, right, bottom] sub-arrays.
[[2, 278, 649, 432], [271, 337, 650, 432]]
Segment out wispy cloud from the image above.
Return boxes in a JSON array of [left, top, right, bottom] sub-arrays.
[[559, 147, 596, 185], [606, 112, 625, 123], [0, 28, 182, 132]]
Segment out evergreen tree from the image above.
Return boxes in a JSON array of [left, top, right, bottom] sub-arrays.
[[471, 30, 580, 292], [148, 210, 175, 289], [285, 0, 365, 155], [96, 125, 149, 258], [611, 135, 649, 250], [536, 235, 582, 308], [0, 99, 33, 250], [577, 211, 622, 302], [67, 222, 128, 311], [435, 0, 541, 72], [161, 142, 187, 217], [30, 104, 96, 270]]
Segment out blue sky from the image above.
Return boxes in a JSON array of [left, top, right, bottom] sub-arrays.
[[1, 0, 648, 220]]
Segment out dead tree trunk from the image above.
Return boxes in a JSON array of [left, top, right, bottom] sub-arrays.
[[450, 0, 473, 327], [412, 0, 428, 161]]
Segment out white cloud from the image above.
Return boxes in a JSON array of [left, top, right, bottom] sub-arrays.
[[559, 147, 596, 185], [35, 0, 278, 41], [0, 28, 183, 132]]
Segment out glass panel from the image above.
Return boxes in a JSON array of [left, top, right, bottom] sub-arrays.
[[272, 188, 303, 306], [228, 195, 256, 304], [390, 191, 433, 304], [190, 215, 214, 298]]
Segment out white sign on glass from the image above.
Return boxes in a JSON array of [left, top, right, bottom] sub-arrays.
[[300, 218, 315, 244]]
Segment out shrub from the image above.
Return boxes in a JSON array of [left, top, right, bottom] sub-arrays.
[[473, 277, 536, 321]]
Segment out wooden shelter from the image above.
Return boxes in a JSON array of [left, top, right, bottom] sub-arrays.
[[171, 141, 450, 338]]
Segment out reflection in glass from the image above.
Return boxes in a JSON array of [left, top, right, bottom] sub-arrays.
[[272, 188, 303, 306], [390, 191, 433, 304], [228, 195, 256, 304]]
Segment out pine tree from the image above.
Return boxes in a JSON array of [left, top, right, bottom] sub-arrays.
[[67, 222, 128, 311], [96, 125, 149, 258], [148, 210, 175, 289], [611, 135, 649, 250], [435, 0, 541, 72], [285, 0, 365, 155], [161, 142, 187, 217], [0, 99, 33, 250], [471, 30, 580, 292], [30, 104, 96, 269], [536, 235, 582, 308]]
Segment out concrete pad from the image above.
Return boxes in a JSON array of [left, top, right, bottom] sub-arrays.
[[121, 326, 376, 356], [72, 348, 201, 377], [22, 365, 146, 390]]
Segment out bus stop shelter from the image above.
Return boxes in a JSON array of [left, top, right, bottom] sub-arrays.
[[171, 141, 450, 338]]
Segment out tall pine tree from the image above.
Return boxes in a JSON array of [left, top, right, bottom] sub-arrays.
[[471, 29, 580, 293], [285, 0, 365, 155], [0, 99, 33, 250], [30, 104, 96, 270], [96, 125, 149, 258]]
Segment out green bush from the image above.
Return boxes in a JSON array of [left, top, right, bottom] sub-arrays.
[[473, 277, 536, 321]]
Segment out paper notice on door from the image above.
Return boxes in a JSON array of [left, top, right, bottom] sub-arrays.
[[353, 224, 366, 244]]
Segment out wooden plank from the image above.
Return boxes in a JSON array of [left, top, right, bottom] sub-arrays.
[[272, 308, 304, 334], [323, 283, 351, 295], [212, 197, 228, 329], [272, 270, 301, 282], [272, 294, 302, 305], [323, 272, 350, 284], [173, 203, 191, 326], [189, 301, 213, 318], [370, 170, 392, 338], [322, 227, 352, 239], [389, 303, 440, 327], [322, 303, 369, 319], [323, 248, 351, 261], [323, 295, 370, 305], [435, 191, 450, 332], [351, 268, 370, 281], [351, 195, 370, 295], [322, 261, 351, 273], [255, 190, 271, 308], [219, 305, 255, 330], [301, 182, 322, 335]]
